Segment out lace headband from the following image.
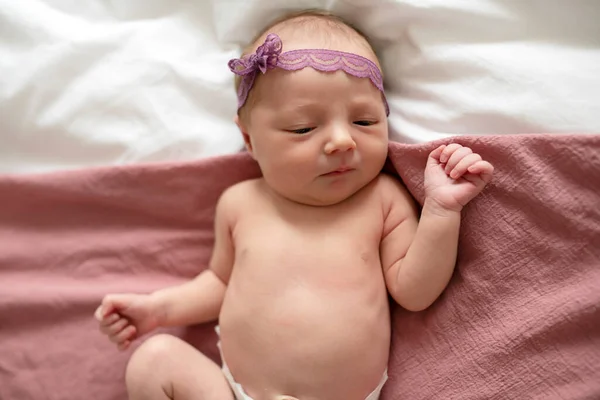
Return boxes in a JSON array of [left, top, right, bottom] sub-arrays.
[[228, 33, 389, 116]]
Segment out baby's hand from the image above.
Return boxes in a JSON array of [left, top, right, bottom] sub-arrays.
[[424, 144, 494, 213], [94, 293, 160, 351]]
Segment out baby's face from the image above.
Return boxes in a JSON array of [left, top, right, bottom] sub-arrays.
[[238, 41, 389, 206]]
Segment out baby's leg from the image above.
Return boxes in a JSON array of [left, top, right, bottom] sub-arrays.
[[126, 334, 234, 400]]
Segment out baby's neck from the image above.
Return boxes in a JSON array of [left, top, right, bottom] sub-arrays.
[[260, 176, 376, 208]]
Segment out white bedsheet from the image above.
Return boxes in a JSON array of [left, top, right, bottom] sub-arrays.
[[1, 0, 599, 173]]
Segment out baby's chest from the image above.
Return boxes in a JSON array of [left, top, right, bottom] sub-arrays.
[[232, 206, 383, 272]]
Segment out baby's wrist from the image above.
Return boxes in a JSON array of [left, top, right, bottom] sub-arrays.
[[422, 197, 462, 218], [148, 292, 167, 327]]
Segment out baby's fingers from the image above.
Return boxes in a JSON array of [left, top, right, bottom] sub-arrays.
[[429, 144, 446, 160], [426, 145, 446, 167], [445, 146, 473, 174], [109, 325, 137, 345], [450, 153, 482, 179], [118, 340, 132, 351], [467, 161, 494, 183], [103, 318, 129, 336], [98, 312, 120, 328], [439, 143, 463, 164], [94, 306, 103, 321]]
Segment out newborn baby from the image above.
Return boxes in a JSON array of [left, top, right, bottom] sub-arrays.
[[95, 10, 493, 400]]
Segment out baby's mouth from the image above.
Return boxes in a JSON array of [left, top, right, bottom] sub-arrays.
[[321, 167, 355, 176]]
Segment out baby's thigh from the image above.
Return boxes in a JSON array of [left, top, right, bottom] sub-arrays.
[[126, 334, 234, 400]]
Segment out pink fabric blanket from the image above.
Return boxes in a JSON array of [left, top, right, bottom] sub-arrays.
[[1, 134, 599, 400]]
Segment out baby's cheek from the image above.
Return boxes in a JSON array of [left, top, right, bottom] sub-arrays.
[[266, 157, 309, 190], [257, 139, 316, 181], [260, 158, 289, 183], [271, 160, 303, 183]]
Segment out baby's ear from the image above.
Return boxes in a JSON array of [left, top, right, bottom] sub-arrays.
[[234, 115, 254, 157]]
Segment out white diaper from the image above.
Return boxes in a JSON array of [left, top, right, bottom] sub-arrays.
[[215, 326, 388, 400]]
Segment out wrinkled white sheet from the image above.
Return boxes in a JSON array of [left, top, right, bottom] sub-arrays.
[[1, 0, 599, 173]]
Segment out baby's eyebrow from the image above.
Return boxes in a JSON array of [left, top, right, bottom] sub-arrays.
[[277, 103, 323, 116], [349, 99, 382, 110], [279, 96, 379, 112]]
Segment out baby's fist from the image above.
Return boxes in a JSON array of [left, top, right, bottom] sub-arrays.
[[95, 293, 160, 350], [425, 144, 494, 212]]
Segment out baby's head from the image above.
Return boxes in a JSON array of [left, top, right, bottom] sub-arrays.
[[229, 10, 389, 206]]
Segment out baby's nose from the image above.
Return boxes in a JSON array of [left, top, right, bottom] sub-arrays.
[[324, 128, 356, 154]]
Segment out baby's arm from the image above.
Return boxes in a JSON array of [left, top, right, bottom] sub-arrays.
[[151, 189, 236, 327], [379, 178, 459, 312], [97, 188, 238, 349], [380, 144, 493, 311]]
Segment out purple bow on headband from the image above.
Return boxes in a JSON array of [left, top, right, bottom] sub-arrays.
[[228, 34, 282, 75], [228, 33, 389, 115]]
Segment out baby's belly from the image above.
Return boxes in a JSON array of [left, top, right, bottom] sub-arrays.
[[218, 259, 390, 400]]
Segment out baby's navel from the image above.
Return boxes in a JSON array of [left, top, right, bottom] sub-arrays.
[[361, 252, 370, 263]]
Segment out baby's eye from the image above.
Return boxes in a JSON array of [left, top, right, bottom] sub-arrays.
[[353, 120, 376, 126], [289, 127, 314, 134]]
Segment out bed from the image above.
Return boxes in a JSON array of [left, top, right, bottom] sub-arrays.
[[1, 1, 599, 399]]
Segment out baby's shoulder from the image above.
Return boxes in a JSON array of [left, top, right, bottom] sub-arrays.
[[217, 178, 263, 210], [371, 173, 408, 196], [369, 173, 415, 211]]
